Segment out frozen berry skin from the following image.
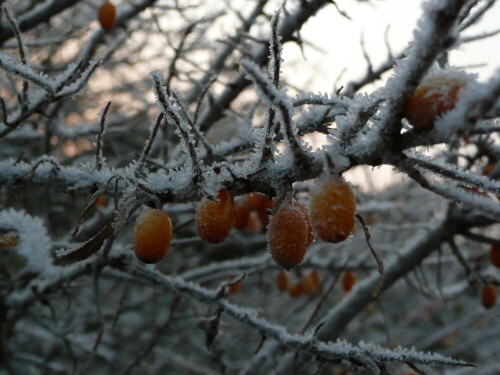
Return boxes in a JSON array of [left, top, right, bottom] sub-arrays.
[[267, 203, 308, 270], [243, 192, 270, 211], [341, 271, 356, 292], [196, 189, 235, 244], [404, 70, 470, 130], [481, 284, 497, 309], [133, 209, 173, 264], [276, 271, 289, 291], [293, 201, 314, 246], [309, 177, 356, 243], [234, 203, 250, 230], [489, 245, 500, 268], [98, 2, 116, 30]]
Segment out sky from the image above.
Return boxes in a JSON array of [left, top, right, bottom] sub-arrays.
[[282, 0, 500, 93]]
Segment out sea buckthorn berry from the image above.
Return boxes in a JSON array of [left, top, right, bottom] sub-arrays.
[[267, 203, 309, 270], [298, 270, 320, 294], [95, 195, 106, 207], [243, 192, 270, 211], [293, 201, 314, 246], [288, 282, 303, 298], [246, 212, 261, 233], [133, 209, 173, 264], [228, 276, 242, 294], [0, 234, 18, 249], [309, 177, 356, 243], [342, 271, 356, 293], [234, 203, 250, 230], [98, 1, 116, 30], [404, 69, 472, 130], [256, 207, 270, 230], [196, 189, 235, 243], [276, 271, 289, 291], [489, 245, 500, 268], [481, 284, 497, 309]]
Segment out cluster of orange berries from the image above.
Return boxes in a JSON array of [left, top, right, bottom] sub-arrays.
[[132, 176, 357, 269]]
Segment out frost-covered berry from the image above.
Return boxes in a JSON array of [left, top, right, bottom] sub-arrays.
[[293, 201, 314, 246], [298, 270, 320, 294], [404, 69, 472, 130], [133, 209, 173, 264], [481, 284, 497, 309], [489, 245, 500, 268], [234, 203, 250, 230], [0, 233, 18, 248], [267, 202, 309, 270], [276, 271, 289, 291], [341, 271, 356, 292], [309, 177, 356, 243], [98, 2, 116, 30], [196, 189, 235, 243]]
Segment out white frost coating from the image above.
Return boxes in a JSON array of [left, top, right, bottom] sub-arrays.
[[0, 51, 54, 92], [240, 60, 295, 122], [55, 61, 98, 97], [0, 209, 57, 277], [405, 150, 500, 194]]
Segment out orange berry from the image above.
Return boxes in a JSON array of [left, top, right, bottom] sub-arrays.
[[293, 201, 314, 246], [0, 234, 18, 248], [98, 2, 116, 30], [341, 271, 356, 293], [481, 284, 497, 309], [228, 276, 242, 294], [133, 209, 173, 264], [404, 69, 470, 130], [288, 282, 303, 298], [234, 203, 250, 230], [95, 195, 106, 207], [309, 177, 356, 243], [243, 192, 270, 211], [489, 245, 500, 268], [256, 207, 270, 230], [196, 189, 235, 243], [267, 202, 309, 270], [298, 270, 320, 294], [276, 271, 289, 291], [246, 212, 261, 233]]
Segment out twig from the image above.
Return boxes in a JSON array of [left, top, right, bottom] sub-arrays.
[[356, 213, 384, 297], [96, 102, 111, 171]]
